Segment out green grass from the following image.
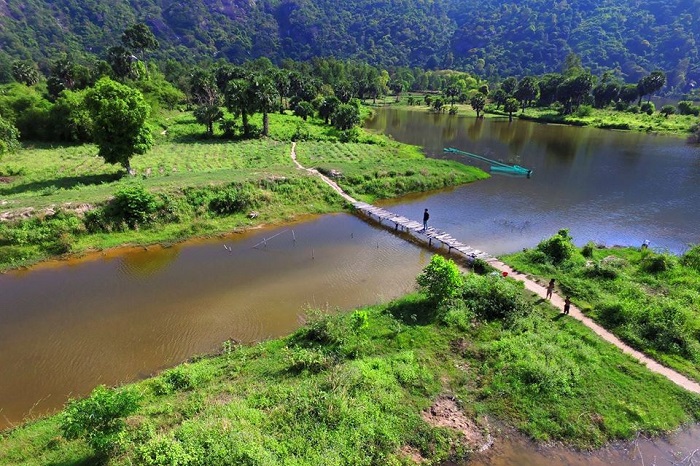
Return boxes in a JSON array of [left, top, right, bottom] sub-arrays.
[[2, 272, 698, 465], [0, 108, 488, 271], [295, 140, 488, 203], [502, 243, 700, 382], [500, 105, 698, 136]]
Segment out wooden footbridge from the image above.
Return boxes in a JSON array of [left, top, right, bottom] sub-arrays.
[[352, 201, 491, 262]]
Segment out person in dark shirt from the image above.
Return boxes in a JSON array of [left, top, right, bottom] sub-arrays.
[[423, 208, 430, 231]]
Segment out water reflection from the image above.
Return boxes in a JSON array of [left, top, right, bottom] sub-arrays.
[[0, 214, 428, 429], [367, 108, 700, 254]]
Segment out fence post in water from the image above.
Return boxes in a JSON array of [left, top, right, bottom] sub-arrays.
[[292, 230, 296, 245], [312, 248, 314, 260]]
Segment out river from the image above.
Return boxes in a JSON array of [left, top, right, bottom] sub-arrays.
[[366, 108, 700, 255], [2, 109, 700, 462]]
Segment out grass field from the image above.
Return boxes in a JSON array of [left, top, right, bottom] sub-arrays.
[[1, 267, 698, 465], [502, 239, 700, 383], [0, 109, 487, 270]]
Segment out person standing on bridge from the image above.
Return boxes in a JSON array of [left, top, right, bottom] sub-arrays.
[[423, 208, 430, 231]]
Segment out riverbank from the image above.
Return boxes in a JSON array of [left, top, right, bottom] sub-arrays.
[[2, 263, 698, 465], [371, 93, 699, 137], [0, 110, 487, 272], [501, 233, 700, 384]]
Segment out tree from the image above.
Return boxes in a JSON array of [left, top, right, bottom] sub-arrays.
[[106, 46, 136, 81], [318, 96, 340, 124], [293, 101, 314, 120], [637, 71, 666, 105], [562, 52, 584, 77], [538, 73, 564, 106], [432, 97, 445, 113], [557, 74, 593, 114], [501, 77, 518, 95], [85, 78, 153, 173], [504, 97, 518, 122], [416, 255, 463, 307], [660, 105, 675, 118], [332, 103, 360, 130], [194, 105, 223, 136], [514, 76, 539, 110], [592, 82, 621, 108], [491, 88, 507, 109], [249, 74, 279, 137], [0, 116, 20, 157], [121, 23, 159, 60], [470, 93, 486, 118], [11, 60, 39, 86], [225, 78, 256, 137], [619, 84, 639, 105]]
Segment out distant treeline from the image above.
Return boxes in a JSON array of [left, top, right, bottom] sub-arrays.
[[1, 0, 699, 91]]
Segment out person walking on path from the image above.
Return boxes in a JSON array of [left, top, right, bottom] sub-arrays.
[[546, 278, 555, 300], [423, 208, 430, 231], [564, 296, 571, 315]]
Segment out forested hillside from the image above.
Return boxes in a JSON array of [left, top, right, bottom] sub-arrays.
[[1, 0, 699, 91]]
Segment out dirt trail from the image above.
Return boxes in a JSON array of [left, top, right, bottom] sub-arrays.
[[290, 142, 700, 395]]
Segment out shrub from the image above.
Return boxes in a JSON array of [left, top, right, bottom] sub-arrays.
[[416, 255, 464, 307], [462, 273, 529, 321], [681, 245, 700, 271], [627, 105, 640, 114], [581, 241, 596, 258], [640, 252, 674, 273], [575, 105, 593, 117], [640, 102, 655, 115], [639, 303, 693, 356], [660, 105, 676, 117], [60, 385, 140, 456], [536, 229, 577, 265], [677, 101, 700, 116], [110, 184, 159, 229]]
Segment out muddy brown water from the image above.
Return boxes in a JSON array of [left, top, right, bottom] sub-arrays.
[[2, 110, 700, 460], [0, 214, 430, 429]]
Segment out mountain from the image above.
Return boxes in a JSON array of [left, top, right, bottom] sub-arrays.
[[1, 0, 699, 90]]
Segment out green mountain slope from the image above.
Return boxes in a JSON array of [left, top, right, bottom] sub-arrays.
[[1, 0, 698, 89]]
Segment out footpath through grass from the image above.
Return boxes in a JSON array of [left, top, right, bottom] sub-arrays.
[[1, 263, 698, 465], [502, 231, 700, 383], [0, 110, 486, 271]]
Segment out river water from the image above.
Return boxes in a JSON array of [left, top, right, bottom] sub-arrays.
[[366, 109, 700, 255], [2, 109, 700, 461]]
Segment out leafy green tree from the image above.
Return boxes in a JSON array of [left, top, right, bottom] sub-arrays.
[[49, 89, 93, 142], [677, 101, 700, 116], [537, 73, 564, 106], [416, 255, 464, 307], [249, 74, 279, 137], [562, 52, 584, 77], [514, 76, 539, 110], [332, 103, 360, 130], [294, 101, 314, 120], [619, 84, 639, 104], [491, 88, 507, 109], [660, 105, 676, 118], [121, 23, 159, 60], [504, 97, 518, 122], [334, 80, 354, 103], [85, 78, 153, 173], [557, 73, 593, 114], [194, 104, 223, 136], [592, 82, 621, 108], [0, 115, 20, 156], [11, 60, 39, 86], [273, 68, 291, 112], [470, 92, 486, 118], [637, 71, 666, 105], [225, 78, 256, 137], [319, 96, 341, 124], [432, 97, 445, 113], [478, 84, 489, 95], [106, 46, 136, 81], [501, 77, 518, 95]]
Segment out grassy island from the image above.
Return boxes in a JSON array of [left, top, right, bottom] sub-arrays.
[[0, 110, 486, 272]]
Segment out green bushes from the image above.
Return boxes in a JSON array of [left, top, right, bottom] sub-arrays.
[[60, 385, 141, 456], [681, 245, 700, 271], [536, 229, 577, 264], [416, 255, 463, 307]]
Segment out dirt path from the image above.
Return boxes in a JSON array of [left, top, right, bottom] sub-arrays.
[[290, 143, 700, 395]]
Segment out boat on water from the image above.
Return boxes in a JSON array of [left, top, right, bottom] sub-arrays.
[[443, 147, 532, 177]]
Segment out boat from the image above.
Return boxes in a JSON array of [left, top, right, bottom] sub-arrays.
[[443, 147, 532, 177]]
